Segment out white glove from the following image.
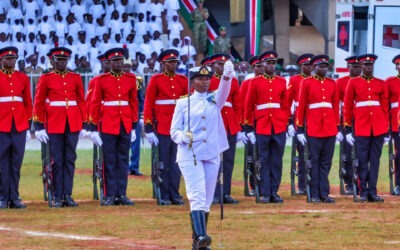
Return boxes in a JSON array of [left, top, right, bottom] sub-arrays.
[[131, 130, 136, 142], [297, 133, 307, 146], [79, 129, 88, 138], [139, 118, 144, 128], [35, 129, 49, 143], [182, 131, 193, 145], [287, 124, 296, 137], [336, 132, 344, 142], [26, 130, 31, 141], [146, 132, 159, 146], [346, 133, 355, 146], [223, 60, 234, 77], [89, 131, 103, 146], [246, 132, 256, 144], [384, 135, 391, 144], [236, 131, 248, 144]]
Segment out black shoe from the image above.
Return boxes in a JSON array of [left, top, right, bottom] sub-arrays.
[[9, 199, 26, 209], [115, 196, 135, 205], [394, 186, 400, 196], [321, 196, 335, 203], [52, 197, 63, 208], [368, 195, 384, 203], [310, 197, 321, 203], [130, 170, 143, 176], [212, 197, 220, 205], [296, 188, 306, 196], [344, 189, 354, 196], [0, 200, 8, 209], [260, 196, 270, 203], [270, 193, 284, 203], [102, 196, 115, 206], [358, 196, 368, 203], [63, 196, 79, 207], [159, 199, 172, 205], [223, 195, 239, 204], [171, 198, 184, 205]]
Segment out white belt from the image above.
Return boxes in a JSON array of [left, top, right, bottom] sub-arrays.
[[293, 101, 299, 107], [155, 99, 176, 105], [49, 100, 77, 106], [355, 101, 380, 107], [224, 102, 232, 107], [103, 100, 129, 106], [0, 96, 23, 102], [391, 102, 398, 108], [309, 102, 332, 109], [256, 103, 280, 110]]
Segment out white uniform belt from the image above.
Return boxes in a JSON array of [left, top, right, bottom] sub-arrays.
[[155, 99, 176, 105], [355, 101, 380, 107], [293, 101, 299, 107], [103, 100, 129, 106], [49, 100, 77, 106], [224, 102, 232, 107], [256, 103, 280, 110], [309, 102, 332, 109], [0, 96, 23, 102], [391, 102, 398, 108]]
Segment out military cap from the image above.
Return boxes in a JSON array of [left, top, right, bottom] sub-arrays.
[[258, 50, 278, 62], [47, 47, 72, 58], [200, 56, 211, 66], [0, 46, 18, 59], [248, 56, 260, 66], [78, 30, 86, 35], [296, 53, 314, 65], [209, 53, 231, 64], [310, 55, 330, 65], [158, 49, 179, 62], [189, 66, 213, 80], [345, 56, 359, 65], [97, 53, 107, 61], [219, 26, 226, 32], [392, 54, 400, 65], [105, 48, 125, 60], [123, 57, 132, 65], [357, 54, 377, 64]]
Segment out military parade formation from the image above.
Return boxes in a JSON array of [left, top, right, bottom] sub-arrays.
[[1, 43, 400, 248]]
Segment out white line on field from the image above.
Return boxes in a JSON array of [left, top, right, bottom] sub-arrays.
[[384, 241, 400, 244]]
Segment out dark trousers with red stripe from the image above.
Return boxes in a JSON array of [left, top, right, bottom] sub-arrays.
[[101, 125, 131, 197], [48, 122, 79, 198], [158, 134, 181, 201], [308, 136, 336, 199], [257, 132, 286, 197], [355, 135, 384, 197], [0, 122, 26, 202]]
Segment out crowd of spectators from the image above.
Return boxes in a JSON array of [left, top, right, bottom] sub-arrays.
[[0, 0, 194, 76]]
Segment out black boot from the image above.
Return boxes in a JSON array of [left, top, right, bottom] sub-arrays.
[[190, 210, 212, 250]]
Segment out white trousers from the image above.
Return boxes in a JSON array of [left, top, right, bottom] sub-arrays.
[[178, 156, 220, 212]]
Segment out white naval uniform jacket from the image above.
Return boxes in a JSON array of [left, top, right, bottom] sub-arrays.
[[170, 76, 232, 162]]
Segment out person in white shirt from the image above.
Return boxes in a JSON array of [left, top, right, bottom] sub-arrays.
[[95, 17, 109, 39], [7, 1, 23, 25], [136, 52, 147, 76], [13, 32, 26, 59], [76, 31, 90, 59], [42, 0, 57, 25], [64, 36, 78, 70], [38, 16, 52, 42], [124, 33, 137, 59], [168, 37, 181, 50], [147, 15, 162, 36], [36, 34, 51, 68], [147, 0, 164, 28], [0, 32, 11, 47], [89, 0, 105, 21], [167, 15, 183, 41], [10, 19, 24, 42], [149, 31, 164, 56], [70, 0, 88, 25], [98, 33, 114, 55], [83, 14, 96, 43], [133, 12, 148, 44], [139, 34, 152, 60], [24, 19, 37, 37], [164, 0, 180, 23], [121, 12, 133, 40], [88, 37, 100, 73], [67, 13, 82, 42], [55, 0, 71, 20], [180, 36, 197, 64], [170, 61, 234, 250], [104, 0, 116, 22], [135, 0, 150, 19], [25, 33, 37, 58], [108, 10, 122, 37], [22, 0, 39, 23]]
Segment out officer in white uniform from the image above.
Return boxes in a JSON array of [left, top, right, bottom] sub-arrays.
[[170, 60, 234, 250]]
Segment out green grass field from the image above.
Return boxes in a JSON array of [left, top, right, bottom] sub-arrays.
[[0, 144, 398, 249]]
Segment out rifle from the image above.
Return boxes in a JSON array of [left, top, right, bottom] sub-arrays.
[[252, 143, 261, 203], [304, 138, 312, 203], [41, 142, 53, 208], [243, 144, 253, 196], [351, 141, 359, 202], [389, 129, 395, 195], [290, 134, 299, 196], [151, 119, 163, 204], [95, 145, 104, 205], [92, 145, 99, 200], [339, 138, 347, 195]]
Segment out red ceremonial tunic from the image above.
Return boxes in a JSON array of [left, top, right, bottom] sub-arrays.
[[244, 74, 289, 135], [90, 72, 138, 135], [287, 73, 309, 121], [239, 78, 252, 125], [209, 75, 241, 135], [343, 76, 388, 136], [144, 72, 188, 135], [0, 70, 32, 132], [296, 75, 339, 137], [33, 71, 86, 133], [385, 75, 400, 132]]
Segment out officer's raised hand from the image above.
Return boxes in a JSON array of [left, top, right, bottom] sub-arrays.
[[35, 129, 49, 143], [145, 132, 159, 146], [89, 131, 103, 146], [223, 60, 234, 78]]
